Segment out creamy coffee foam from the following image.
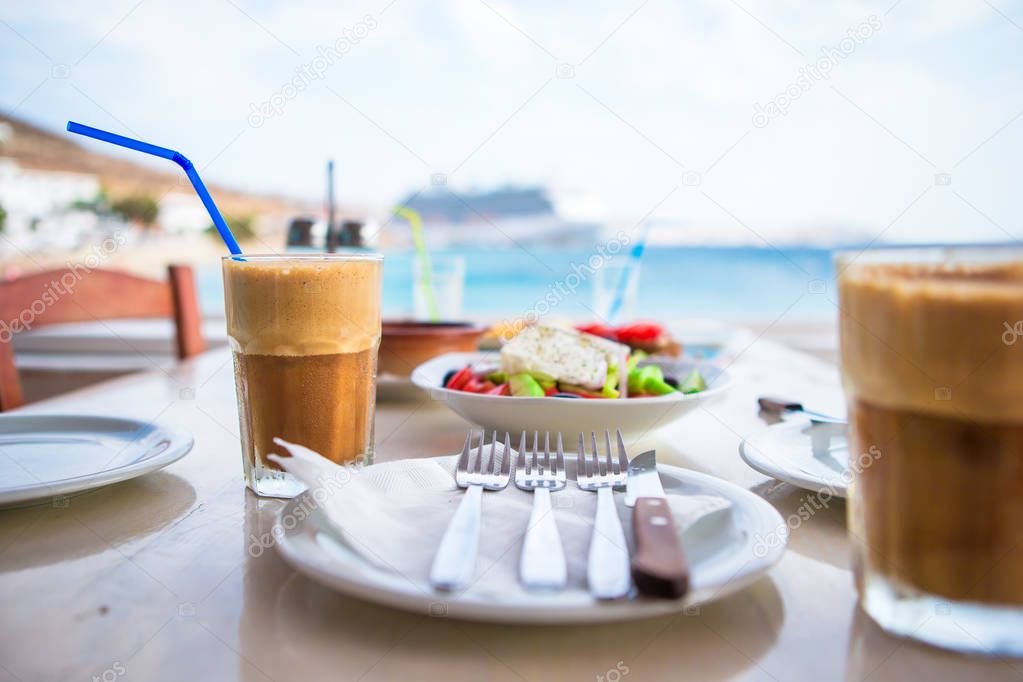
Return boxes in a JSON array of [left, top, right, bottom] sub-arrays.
[[840, 260, 1023, 423], [223, 257, 382, 356]]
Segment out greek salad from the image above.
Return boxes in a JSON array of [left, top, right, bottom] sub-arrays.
[[441, 325, 706, 399]]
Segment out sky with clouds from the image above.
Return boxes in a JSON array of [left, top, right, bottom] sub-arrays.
[[1, 0, 1021, 245]]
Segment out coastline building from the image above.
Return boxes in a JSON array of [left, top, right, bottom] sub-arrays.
[[0, 155, 102, 252]]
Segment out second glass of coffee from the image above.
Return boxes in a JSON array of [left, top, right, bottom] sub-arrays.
[[223, 254, 383, 498], [838, 247, 1023, 656]]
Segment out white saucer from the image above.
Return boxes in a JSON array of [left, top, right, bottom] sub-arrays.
[[275, 455, 786, 624], [739, 419, 850, 498], [0, 414, 194, 508]]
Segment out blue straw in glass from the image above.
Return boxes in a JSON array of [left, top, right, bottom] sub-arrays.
[[606, 220, 651, 323], [66, 121, 242, 255]]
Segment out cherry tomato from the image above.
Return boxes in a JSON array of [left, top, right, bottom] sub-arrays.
[[616, 322, 662, 343], [445, 366, 474, 390], [485, 383, 509, 395], [462, 377, 486, 393]]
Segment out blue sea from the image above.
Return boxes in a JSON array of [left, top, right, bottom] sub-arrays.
[[199, 245, 838, 322]]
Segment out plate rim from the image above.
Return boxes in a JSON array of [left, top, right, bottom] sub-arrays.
[[274, 456, 787, 624], [738, 420, 849, 498], [0, 413, 195, 506]]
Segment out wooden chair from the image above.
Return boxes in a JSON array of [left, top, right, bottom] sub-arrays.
[[0, 264, 206, 411]]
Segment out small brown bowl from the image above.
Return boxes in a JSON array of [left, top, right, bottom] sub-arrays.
[[378, 320, 488, 378]]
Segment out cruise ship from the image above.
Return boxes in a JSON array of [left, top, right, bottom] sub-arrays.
[[384, 185, 605, 248]]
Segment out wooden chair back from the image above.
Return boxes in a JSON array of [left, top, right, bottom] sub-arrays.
[[0, 264, 205, 411]]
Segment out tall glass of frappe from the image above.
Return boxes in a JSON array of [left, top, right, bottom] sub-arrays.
[[837, 246, 1023, 656], [222, 254, 383, 498]]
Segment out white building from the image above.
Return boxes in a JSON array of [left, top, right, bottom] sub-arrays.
[[158, 191, 214, 236], [0, 158, 100, 217], [0, 157, 102, 251]]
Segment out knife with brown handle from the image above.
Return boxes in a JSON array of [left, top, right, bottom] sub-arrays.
[[625, 448, 689, 598]]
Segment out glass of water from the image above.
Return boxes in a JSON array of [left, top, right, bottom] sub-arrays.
[[592, 258, 640, 323], [413, 255, 465, 320]]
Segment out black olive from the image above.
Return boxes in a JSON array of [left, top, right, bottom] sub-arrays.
[[551, 392, 582, 399], [663, 376, 679, 389], [442, 369, 456, 387]]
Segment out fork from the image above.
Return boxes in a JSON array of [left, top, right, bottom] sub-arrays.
[[577, 430, 631, 599], [514, 431, 568, 589], [429, 430, 513, 591]]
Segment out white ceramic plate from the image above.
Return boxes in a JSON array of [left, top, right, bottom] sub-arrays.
[[275, 455, 785, 624], [410, 352, 732, 437], [0, 414, 194, 508], [739, 419, 850, 498]]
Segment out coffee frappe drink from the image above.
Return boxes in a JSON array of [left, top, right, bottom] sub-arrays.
[[223, 254, 382, 498], [838, 247, 1023, 655]]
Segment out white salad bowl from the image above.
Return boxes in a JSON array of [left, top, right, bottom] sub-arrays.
[[410, 352, 733, 438]]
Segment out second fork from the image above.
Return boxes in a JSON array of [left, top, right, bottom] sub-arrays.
[[515, 431, 568, 590]]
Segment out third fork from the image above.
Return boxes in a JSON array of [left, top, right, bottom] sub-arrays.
[[576, 430, 631, 599]]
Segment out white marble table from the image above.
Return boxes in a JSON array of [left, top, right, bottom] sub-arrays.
[[1, 336, 1019, 681]]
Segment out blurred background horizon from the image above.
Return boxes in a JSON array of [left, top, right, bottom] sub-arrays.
[[1, 0, 1021, 324]]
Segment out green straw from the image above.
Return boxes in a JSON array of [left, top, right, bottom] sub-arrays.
[[393, 206, 439, 322]]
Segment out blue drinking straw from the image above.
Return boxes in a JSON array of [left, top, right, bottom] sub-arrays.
[[66, 121, 242, 255], [606, 220, 651, 322]]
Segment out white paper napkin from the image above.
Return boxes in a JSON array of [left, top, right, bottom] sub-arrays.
[[270, 439, 731, 601]]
